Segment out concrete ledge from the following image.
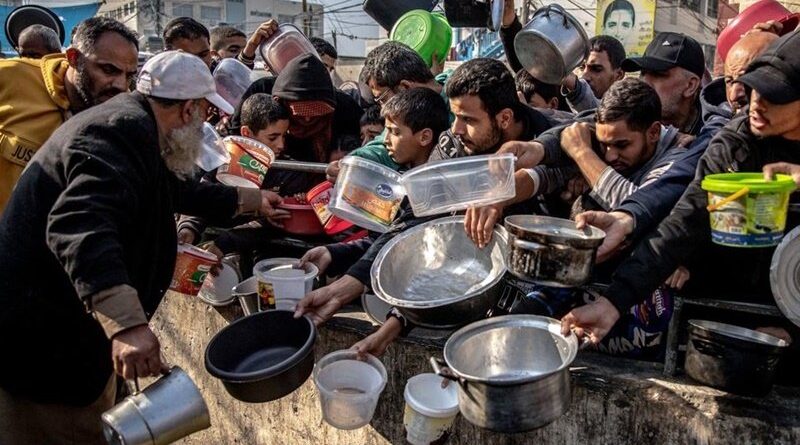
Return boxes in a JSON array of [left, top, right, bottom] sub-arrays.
[[150, 292, 800, 445]]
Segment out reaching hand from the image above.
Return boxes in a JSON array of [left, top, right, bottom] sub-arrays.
[[351, 317, 403, 359], [464, 203, 503, 248], [560, 296, 620, 344], [559, 122, 594, 160], [502, 0, 517, 27], [111, 325, 165, 380], [665, 266, 691, 290], [496, 140, 545, 169], [177, 228, 196, 245], [326, 160, 341, 184], [242, 20, 279, 59], [574, 211, 633, 263], [299, 246, 332, 276], [763, 162, 800, 187], [293, 286, 344, 326]]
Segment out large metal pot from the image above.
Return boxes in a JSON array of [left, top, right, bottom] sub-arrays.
[[371, 215, 508, 328], [513, 4, 589, 84], [505, 215, 605, 288], [685, 319, 788, 396], [431, 315, 583, 432]]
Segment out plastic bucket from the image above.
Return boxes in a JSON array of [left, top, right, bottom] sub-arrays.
[[390, 10, 452, 68], [701, 173, 796, 247], [403, 373, 460, 445], [313, 350, 387, 430], [307, 181, 354, 235], [253, 258, 318, 310], [170, 244, 218, 296], [277, 197, 326, 236], [717, 0, 800, 62], [217, 136, 275, 188]]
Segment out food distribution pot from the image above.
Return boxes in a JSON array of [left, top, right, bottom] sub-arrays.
[[431, 315, 584, 432], [505, 215, 605, 287], [513, 4, 589, 84], [371, 215, 508, 328], [685, 319, 788, 396]]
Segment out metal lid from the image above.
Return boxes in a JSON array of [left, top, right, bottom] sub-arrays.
[[771, 225, 800, 328], [689, 319, 789, 347]]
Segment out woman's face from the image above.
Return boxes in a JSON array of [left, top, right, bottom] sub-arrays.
[[604, 9, 634, 46]]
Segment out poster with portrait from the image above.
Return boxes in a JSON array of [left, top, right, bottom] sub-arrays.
[[595, 0, 656, 57]]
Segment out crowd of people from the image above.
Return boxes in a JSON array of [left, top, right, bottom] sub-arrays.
[[0, 5, 799, 444]]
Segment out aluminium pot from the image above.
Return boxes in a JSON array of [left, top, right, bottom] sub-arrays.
[[513, 4, 589, 84], [205, 310, 316, 403], [371, 215, 508, 329], [685, 319, 788, 396], [431, 315, 586, 432], [505, 215, 605, 288]]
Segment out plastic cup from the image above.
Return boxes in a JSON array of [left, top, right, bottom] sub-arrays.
[[313, 350, 387, 430], [253, 258, 318, 311], [403, 373, 460, 445], [170, 244, 218, 296]]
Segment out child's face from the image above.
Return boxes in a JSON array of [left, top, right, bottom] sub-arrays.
[[360, 123, 384, 145], [247, 119, 290, 157], [384, 116, 430, 167]]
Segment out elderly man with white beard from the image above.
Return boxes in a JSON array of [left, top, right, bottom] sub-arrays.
[[0, 51, 284, 445]]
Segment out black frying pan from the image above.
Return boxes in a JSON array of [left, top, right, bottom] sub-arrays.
[[5, 5, 65, 50]]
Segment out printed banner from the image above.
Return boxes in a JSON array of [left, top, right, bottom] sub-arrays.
[[595, 0, 656, 57]]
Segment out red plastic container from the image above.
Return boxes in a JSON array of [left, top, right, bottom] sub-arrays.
[[717, 0, 800, 62], [278, 197, 326, 236], [307, 182, 354, 235]]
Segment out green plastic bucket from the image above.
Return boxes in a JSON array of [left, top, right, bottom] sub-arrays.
[[390, 10, 452, 68], [701, 172, 796, 247]]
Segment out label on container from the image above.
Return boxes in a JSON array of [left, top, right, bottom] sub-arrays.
[[309, 189, 334, 226], [170, 251, 215, 295], [708, 191, 790, 247], [257, 281, 276, 310], [341, 182, 402, 225]]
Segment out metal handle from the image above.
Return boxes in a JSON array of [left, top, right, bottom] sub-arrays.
[[543, 3, 570, 27], [270, 159, 329, 174], [430, 357, 465, 386]]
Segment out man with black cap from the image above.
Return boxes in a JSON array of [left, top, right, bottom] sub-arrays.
[[621, 32, 706, 135], [562, 31, 800, 346]]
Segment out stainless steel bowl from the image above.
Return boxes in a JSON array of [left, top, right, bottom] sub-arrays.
[[371, 216, 508, 328]]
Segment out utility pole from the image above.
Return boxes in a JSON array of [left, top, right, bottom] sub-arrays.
[[302, 0, 309, 36]]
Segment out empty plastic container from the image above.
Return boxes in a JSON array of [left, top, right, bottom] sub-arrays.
[[329, 157, 405, 233], [216, 136, 275, 188], [400, 153, 516, 217], [313, 350, 387, 430], [253, 258, 318, 311], [258, 24, 319, 75], [196, 123, 230, 172], [213, 58, 253, 110], [390, 10, 452, 68]]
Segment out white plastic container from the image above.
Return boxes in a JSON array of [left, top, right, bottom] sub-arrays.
[[213, 58, 253, 110], [400, 154, 516, 217], [329, 157, 405, 233], [313, 350, 387, 430], [253, 258, 318, 310], [403, 373, 460, 445], [197, 260, 240, 306], [196, 123, 230, 172], [257, 24, 319, 74]]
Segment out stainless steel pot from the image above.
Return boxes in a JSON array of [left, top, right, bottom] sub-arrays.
[[371, 216, 508, 328], [431, 315, 584, 432], [685, 319, 788, 396], [505, 215, 605, 288], [513, 4, 589, 84], [102, 367, 210, 445]]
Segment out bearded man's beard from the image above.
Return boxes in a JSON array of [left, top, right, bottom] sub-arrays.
[[160, 107, 204, 180]]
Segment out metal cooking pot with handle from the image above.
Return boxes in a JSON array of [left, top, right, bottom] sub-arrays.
[[431, 315, 588, 433], [513, 4, 589, 84], [505, 215, 605, 287]]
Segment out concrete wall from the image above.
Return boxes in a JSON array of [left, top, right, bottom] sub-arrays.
[[150, 292, 800, 444]]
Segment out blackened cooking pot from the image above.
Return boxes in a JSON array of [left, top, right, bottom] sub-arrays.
[[685, 319, 788, 396], [505, 215, 605, 287], [205, 310, 316, 403]]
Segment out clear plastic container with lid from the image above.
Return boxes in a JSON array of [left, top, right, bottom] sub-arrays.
[[400, 153, 516, 217], [257, 24, 319, 75], [329, 157, 405, 233]]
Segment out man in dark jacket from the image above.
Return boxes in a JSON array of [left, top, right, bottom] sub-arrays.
[[563, 32, 800, 345], [0, 52, 281, 444]]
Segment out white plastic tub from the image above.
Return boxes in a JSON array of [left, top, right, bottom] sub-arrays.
[[253, 258, 318, 311], [403, 373, 460, 445]]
